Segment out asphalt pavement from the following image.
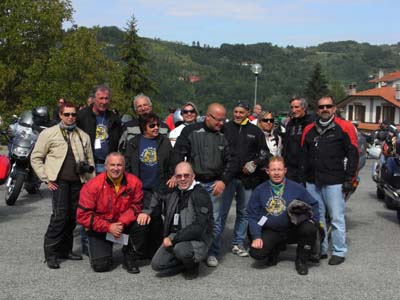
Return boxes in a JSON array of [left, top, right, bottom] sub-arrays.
[[0, 159, 399, 300]]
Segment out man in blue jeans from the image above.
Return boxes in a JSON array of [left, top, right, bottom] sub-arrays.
[[300, 96, 359, 265], [173, 103, 237, 267], [221, 101, 269, 257]]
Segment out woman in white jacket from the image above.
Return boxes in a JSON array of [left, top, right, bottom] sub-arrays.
[[258, 111, 283, 156]]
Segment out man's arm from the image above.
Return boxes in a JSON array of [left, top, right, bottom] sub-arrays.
[[118, 178, 143, 226], [30, 130, 50, 182]]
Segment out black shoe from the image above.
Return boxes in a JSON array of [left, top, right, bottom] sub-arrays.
[[320, 254, 328, 260], [61, 252, 83, 261], [46, 257, 60, 269], [123, 259, 140, 274], [265, 252, 279, 266], [328, 255, 345, 265], [183, 264, 199, 280], [295, 258, 308, 275]]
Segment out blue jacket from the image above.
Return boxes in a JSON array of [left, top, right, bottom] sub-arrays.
[[247, 179, 319, 238]]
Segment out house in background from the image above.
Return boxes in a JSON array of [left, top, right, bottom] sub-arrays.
[[338, 71, 400, 131]]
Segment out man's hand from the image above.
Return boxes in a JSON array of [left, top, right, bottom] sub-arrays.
[[166, 176, 177, 188], [342, 181, 354, 194], [212, 180, 225, 196], [242, 161, 256, 175], [47, 181, 58, 191], [109, 222, 123, 238], [163, 237, 173, 248], [251, 238, 263, 249], [137, 213, 151, 225]]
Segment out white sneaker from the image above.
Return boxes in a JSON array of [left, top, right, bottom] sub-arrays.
[[232, 245, 249, 257], [206, 255, 218, 267]]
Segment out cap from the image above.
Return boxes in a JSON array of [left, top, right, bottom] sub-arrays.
[[236, 100, 250, 111]]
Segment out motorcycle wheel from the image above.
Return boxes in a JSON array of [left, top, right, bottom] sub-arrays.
[[376, 187, 385, 200], [5, 173, 25, 206], [384, 195, 397, 210]]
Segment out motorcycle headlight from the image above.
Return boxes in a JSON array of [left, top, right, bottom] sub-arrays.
[[12, 146, 30, 157]]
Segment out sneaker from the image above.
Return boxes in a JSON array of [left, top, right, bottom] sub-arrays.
[[206, 256, 218, 267], [232, 245, 249, 257], [328, 255, 345, 265]]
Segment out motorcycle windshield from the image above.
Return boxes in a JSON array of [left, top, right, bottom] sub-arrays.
[[12, 133, 36, 149]]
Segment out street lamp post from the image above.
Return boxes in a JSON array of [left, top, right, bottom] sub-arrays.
[[251, 64, 262, 107]]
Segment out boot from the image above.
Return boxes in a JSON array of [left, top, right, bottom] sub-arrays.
[[123, 253, 140, 274], [295, 258, 308, 275], [296, 244, 311, 275]]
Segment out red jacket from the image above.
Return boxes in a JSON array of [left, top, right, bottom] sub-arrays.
[[77, 172, 143, 233]]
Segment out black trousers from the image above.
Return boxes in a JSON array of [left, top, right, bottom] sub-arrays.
[[249, 221, 317, 260], [87, 221, 148, 272], [44, 180, 82, 259]]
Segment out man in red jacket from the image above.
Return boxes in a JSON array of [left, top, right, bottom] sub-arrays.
[[77, 152, 147, 274]]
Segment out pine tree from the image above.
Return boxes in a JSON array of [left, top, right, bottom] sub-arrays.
[[304, 63, 329, 110], [120, 15, 157, 100]]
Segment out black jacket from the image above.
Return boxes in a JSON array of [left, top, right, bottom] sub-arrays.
[[283, 113, 315, 182], [223, 120, 270, 189], [76, 105, 121, 155], [300, 116, 359, 185], [173, 122, 237, 184], [149, 184, 213, 245], [124, 133, 173, 191]]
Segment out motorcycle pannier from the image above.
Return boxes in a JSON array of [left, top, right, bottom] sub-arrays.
[[0, 155, 11, 184]]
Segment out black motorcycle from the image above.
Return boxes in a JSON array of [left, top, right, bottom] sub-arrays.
[[2, 111, 41, 205]]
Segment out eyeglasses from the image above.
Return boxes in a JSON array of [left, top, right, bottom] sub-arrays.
[[208, 113, 225, 123], [318, 104, 334, 109], [182, 109, 196, 114], [148, 123, 160, 129], [175, 173, 191, 179], [261, 118, 274, 123], [62, 112, 77, 117]]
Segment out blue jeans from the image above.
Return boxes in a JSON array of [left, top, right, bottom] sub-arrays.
[[200, 181, 224, 257], [306, 182, 347, 257], [220, 178, 252, 247], [95, 163, 105, 174]]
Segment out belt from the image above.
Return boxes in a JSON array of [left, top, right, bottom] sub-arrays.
[[95, 159, 105, 164]]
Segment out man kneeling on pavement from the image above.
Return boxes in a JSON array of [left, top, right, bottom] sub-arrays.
[[151, 162, 213, 279], [247, 156, 320, 275], [77, 152, 147, 273]]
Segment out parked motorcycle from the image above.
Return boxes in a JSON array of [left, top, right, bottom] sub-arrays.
[[2, 111, 41, 205], [372, 125, 400, 223]]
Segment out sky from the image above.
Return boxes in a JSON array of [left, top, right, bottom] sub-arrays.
[[68, 0, 399, 47]]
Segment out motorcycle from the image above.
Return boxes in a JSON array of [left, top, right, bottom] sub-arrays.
[[372, 125, 400, 223], [2, 111, 41, 206]]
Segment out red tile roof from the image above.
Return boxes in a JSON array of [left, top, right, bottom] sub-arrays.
[[339, 86, 400, 108], [369, 71, 400, 83]]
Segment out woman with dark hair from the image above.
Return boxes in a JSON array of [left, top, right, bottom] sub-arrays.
[[124, 112, 174, 259], [258, 111, 283, 156]]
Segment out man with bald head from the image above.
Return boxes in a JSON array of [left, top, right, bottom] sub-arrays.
[[151, 162, 213, 279], [173, 103, 236, 267]]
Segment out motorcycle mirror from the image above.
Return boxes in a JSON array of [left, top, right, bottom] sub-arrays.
[[388, 124, 398, 134]]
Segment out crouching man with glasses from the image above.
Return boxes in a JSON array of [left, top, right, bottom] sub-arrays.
[[151, 162, 213, 279], [31, 103, 95, 269]]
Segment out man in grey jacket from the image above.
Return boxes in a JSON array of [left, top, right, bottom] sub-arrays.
[[31, 103, 95, 269], [151, 162, 213, 279]]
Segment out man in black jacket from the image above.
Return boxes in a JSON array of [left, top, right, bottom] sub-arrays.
[[173, 103, 236, 268], [221, 100, 270, 257], [283, 97, 314, 183], [151, 162, 213, 279], [76, 85, 121, 174]]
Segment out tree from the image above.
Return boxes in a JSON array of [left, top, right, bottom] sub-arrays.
[[119, 15, 157, 102], [304, 63, 330, 110], [329, 81, 347, 103], [19, 27, 123, 113], [0, 0, 73, 108]]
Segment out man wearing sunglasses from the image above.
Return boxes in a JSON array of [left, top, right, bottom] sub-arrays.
[[151, 162, 213, 279], [31, 103, 95, 269], [283, 97, 315, 183], [300, 96, 359, 266], [173, 103, 236, 268], [169, 102, 199, 147], [119, 93, 169, 153], [220, 100, 270, 258]]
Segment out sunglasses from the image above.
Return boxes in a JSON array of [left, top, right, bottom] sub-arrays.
[[148, 123, 160, 129], [182, 109, 196, 114], [318, 104, 334, 109], [175, 173, 191, 179], [261, 118, 274, 123], [62, 112, 77, 117]]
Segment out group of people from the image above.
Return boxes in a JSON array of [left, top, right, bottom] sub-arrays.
[[29, 85, 359, 279]]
